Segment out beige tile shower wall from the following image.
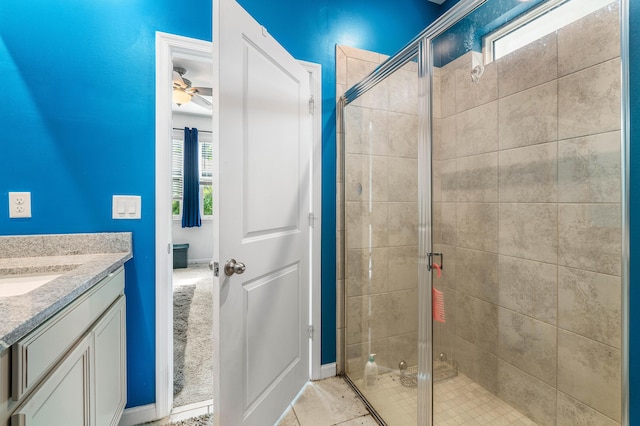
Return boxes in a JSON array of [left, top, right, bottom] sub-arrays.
[[432, 3, 621, 425], [336, 45, 420, 380]]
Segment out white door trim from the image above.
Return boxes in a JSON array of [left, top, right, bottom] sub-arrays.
[[150, 31, 212, 424]]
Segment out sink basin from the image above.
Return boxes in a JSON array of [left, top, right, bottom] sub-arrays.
[[0, 273, 63, 297]]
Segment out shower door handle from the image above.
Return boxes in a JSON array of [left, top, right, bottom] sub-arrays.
[[428, 252, 443, 271], [224, 258, 246, 276]]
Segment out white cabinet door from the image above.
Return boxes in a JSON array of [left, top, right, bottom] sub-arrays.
[[214, 1, 312, 425], [11, 335, 91, 426], [93, 296, 126, 426]]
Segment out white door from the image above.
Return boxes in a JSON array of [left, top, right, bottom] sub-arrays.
[[212, 1, 312, 425]]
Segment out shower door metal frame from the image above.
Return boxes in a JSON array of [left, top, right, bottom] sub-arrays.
[[620, 0, 630, 424], [338, 0, 630, 424], [338, 1, 489, 425]]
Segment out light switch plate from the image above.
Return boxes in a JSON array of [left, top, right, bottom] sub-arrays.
[[112, 195, 141, 219], [9, 192, 31, 218]]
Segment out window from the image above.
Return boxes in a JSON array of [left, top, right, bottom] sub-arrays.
[[172, 129, 213, 219], [483, 0, 615, 63]]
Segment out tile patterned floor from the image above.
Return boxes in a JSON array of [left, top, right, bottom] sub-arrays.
[[276, 377, 379, 426], [433, 374, 536, 425], [143, 373, 537, 425], [354, 371, 537, 425]]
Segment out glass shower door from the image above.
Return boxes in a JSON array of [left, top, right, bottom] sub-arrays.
[[430, 0, 623, 424], [343, 54, 423, 425]]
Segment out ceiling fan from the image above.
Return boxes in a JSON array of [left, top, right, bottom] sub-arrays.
[[172, 66, 212, 110]]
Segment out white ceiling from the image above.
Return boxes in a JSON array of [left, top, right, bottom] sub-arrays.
[[172, 56, 214, 116]]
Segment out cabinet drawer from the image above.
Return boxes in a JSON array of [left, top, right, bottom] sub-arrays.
[[12, 268, 124, 401], [11, 334, 92, 426]]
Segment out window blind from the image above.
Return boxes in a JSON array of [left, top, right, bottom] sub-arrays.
[[172, 134, 184, 200], [201, 141, 213, 184], [172, 130, 213, 201]]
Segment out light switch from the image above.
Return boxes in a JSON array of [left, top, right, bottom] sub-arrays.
[[126, 199, 137, 215], [112, 195, 141, 219]]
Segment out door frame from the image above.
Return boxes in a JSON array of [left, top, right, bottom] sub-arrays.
[[154, 32, 213, 423], [117, 31, 322, 425], [298, 60, 323, 381]]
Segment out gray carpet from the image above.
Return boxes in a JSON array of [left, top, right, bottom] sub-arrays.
[[173, 285, 196, 395], [173, 266, 214, 408]]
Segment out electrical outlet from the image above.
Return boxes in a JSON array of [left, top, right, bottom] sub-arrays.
[[9, 192, 31, 218]]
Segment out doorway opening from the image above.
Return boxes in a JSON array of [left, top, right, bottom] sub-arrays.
[[170, 63, 215, 414], [155, 32, 214, 422], [170, 48, 215, 417]]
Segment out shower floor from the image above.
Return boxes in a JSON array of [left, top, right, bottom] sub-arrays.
[[353, 371, 537, 425]]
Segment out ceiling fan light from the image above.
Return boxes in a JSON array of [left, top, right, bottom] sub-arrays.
[[173, 88, 192, 105]]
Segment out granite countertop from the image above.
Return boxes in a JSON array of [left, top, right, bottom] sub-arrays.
[[0, 233, 132, 353]]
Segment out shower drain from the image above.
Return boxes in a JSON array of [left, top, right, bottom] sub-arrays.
[[398, 355, 459, 388]]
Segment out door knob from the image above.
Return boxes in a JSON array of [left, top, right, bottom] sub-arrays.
[[224, 258, 246, 276]]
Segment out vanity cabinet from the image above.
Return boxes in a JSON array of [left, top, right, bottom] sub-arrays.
[[0, 267, 126, 426]]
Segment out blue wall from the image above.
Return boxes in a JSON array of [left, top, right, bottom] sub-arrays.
[[0, 0, 211, 408], [0, 0, 438, 408], [235, 0, 441, 365]]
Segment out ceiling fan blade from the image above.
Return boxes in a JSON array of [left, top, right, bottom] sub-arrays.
[[191, 94, 213, 110], [172, 70, 186, 89], [193, 87, 212, 96]]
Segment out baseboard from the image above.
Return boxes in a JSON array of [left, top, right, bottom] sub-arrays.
[[188, 259, 211, 265], [319, 362, 337, 379], [118, 403, 158, 426]]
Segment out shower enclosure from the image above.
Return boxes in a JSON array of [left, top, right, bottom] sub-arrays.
[[337, 0, 628, 425]]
